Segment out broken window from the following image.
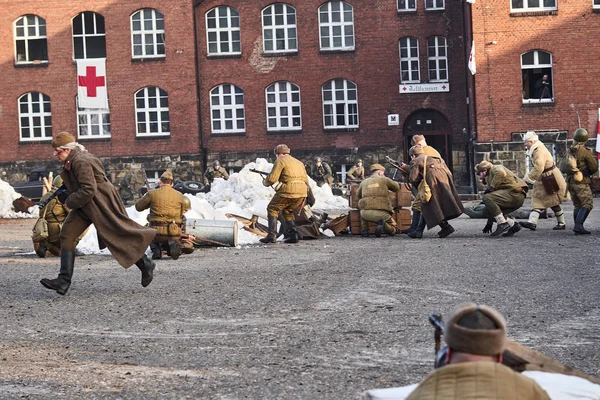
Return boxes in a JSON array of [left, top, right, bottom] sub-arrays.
[[15, 15, 48, 64], [72, 11, 106, 59], [521, 50, 553, 103]]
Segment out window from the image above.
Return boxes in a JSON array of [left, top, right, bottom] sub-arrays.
[[210, 84, 245, 134], [262, 4, 297, 53], [318, 1, 355, 51], [76, 96, 110, 138], [72, 12, 106, 59], [18, 92, 52, 141], [206, 6, 241, 55], [266, 81, 301, 131], [15, 15, 48, 64], [135, 87, 170, 136], [398, 0, 417, 12], [511, 0, 557, 12], [594, 0, 600, 9], [427, 36, 448, 82], [425, 0, 445, 10], [399, 37, 420, 83], [322, 79, 358, 129], [131, 9, 165, 59], [521, 50, 553, 103]]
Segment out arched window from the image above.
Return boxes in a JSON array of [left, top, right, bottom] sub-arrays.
[[400, 37, 420, 83], [131, 9, 165, 58], [206, 6, 241, 55], [18, 92, 52, 141], [135, 87, 170, 136], [76, 96, 111, 138], [210, 84, 245, 134], [318, 1, 354, 51], [322, 79, 358, 129], [72, 12, 106, 59], [521, 50, 553, 103], [265, 81, 301, 131], [14, 15, 48, 64], [262, 4, 297, 53], [427, 36, 448, 82]]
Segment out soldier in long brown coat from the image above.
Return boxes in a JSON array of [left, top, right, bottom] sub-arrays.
[[357, 163, 399, 237], [40, 132, 157, 295], [260, 144, 309, 244], [135, 171, 186, 260]]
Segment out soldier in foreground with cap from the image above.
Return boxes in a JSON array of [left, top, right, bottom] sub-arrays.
[[520, 131, 569, 231], [405, 303, 550, 399], [310, 157, 334, 187], [260, 144, 309, 244], [475, 160, 529, 237], [135, 171, 186, 260], [203, 160, 229, 190], [346, 159, 365, 182], [40, 132, 157, 295], [357, 163, 399, 237], [563, 128, 598, 234]]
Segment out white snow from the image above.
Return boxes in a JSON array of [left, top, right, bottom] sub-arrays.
[[2, 158, 348, 254]]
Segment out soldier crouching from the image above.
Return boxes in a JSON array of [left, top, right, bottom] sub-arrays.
[[357, 163, 400, 237]]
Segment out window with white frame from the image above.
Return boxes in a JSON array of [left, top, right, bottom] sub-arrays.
[[322, 79, 358, 129], [210, 84, 245, 134], [206, 6, 241, 55], [262, 4, 297, 53], [399, 37, 420, 83], [72, 12, 106, 59], [318, 1, 355, 51], [131, 9, 165, 59], [594, 0, 600, 9], [76, 96, 111, 138], [135, 87, 170, 136], [15, 15, 48, 64], [18, 92, 52, 141], [511, 0, 557, 12], [398, 0, 417, 12], [266, 81, 301, 131], [521, 50, 553, 103], [425, 0, 445, 10], [427, 36, 448, 82]]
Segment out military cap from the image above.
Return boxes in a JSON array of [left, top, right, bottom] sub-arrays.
[[274, 144, 291, 155], [161, 170, 174, 180], [409, 145, 424, 157], [370, 163, 385, 172], [475, 160, 493, 172], [53, 176, 63, 187], [411, 135, 425, 146], [445, 303, 507, 356], [51, 132, 76, 148]]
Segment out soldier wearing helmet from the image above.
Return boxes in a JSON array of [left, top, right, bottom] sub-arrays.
[[135, 170, 186, 260], [346, 159, 365, 182], [260, 144, 309, 244], [565, 128, 598, 234], [310, 157, 334, 187], [203, 160, 230, 189]]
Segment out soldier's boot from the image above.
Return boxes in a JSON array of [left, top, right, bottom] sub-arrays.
[[35, 242, 48, 258], [150, 242, 162, 260], [502, 220, 522, 237], [40, 250, 75, 295], [520, 209, 541, 230], [407, 216, 426, 239], [374, 219, 385, 238], [490, 214, 510, 237], [438, 220, 455, 238], [284, 220, 299, 244], [360, 217, 370, 237], [259, 216, 278, 243], [573, 208, 580, 224], [403, 211, 421, 235], [552, 209, 566, 230], [168, 239, 181, 260], [573, 208, 591, 235], [135, 254, 156, 287], [384, 220, 396, 236]]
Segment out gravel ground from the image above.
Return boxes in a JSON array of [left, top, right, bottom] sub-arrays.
[[0, 199, 599, 399]]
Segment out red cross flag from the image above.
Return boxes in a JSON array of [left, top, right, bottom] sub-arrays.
[[77, 59, 109, 110]]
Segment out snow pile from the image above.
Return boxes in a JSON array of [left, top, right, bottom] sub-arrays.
[[0, 178, 36, 219]]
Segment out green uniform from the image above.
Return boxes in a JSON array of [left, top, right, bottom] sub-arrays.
[[311, 162, 334, 187], [567, 143, 598, 210], [482, 165, 528, 217], [203, 166, 230, 185], [357, 175, 399, 233]]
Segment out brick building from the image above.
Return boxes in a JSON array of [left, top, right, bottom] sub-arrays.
[[471, 0, 600, 177], [194, 0, 472, 188], [0, 0, 200, 184]]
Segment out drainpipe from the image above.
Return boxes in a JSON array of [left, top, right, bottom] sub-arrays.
[[462, 0, 477, 194], [192, 1, 205, 171]]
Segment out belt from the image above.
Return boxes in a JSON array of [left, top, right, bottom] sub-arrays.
[[150, 222, 173, 227], [542, 165, 556, 173]]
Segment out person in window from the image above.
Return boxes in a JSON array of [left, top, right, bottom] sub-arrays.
[[534, 74, 552, 100]]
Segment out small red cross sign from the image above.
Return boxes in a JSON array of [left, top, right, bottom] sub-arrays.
[[78, 66, 105, 97]]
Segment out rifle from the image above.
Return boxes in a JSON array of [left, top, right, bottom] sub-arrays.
[[141, 168, 150, 191], [38, 184, 69, 209], [250, 168, 269, 176]]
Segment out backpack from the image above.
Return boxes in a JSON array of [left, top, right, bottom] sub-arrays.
[[558, 150, 583, 182]]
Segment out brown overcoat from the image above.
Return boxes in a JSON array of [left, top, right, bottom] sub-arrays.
[[524, 141, 568, 209], [61, 148, 156, 268], [410, 155, 463, 229]]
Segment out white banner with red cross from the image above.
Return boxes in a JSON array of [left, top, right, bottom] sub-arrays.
[[77, 58, 109, 110]]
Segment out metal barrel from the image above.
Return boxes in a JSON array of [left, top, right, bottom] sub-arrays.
[[184, 218, 238, 247]]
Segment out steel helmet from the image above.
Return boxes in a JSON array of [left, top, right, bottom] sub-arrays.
[[182, 196, 191, 212], [52, 176, 63, 187], [573, 128, 589, 143]]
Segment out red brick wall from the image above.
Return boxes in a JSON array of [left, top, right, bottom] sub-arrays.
[[471, 1, 600, 142], [0, 0, 200, 163], [195, 0, 469, 155]]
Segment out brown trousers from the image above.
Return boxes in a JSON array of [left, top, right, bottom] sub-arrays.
[[267, 194, 305, 221]]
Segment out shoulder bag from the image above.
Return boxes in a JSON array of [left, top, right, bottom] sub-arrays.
[[417, 156, 432, 203], [32, 206, 49, 242]]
